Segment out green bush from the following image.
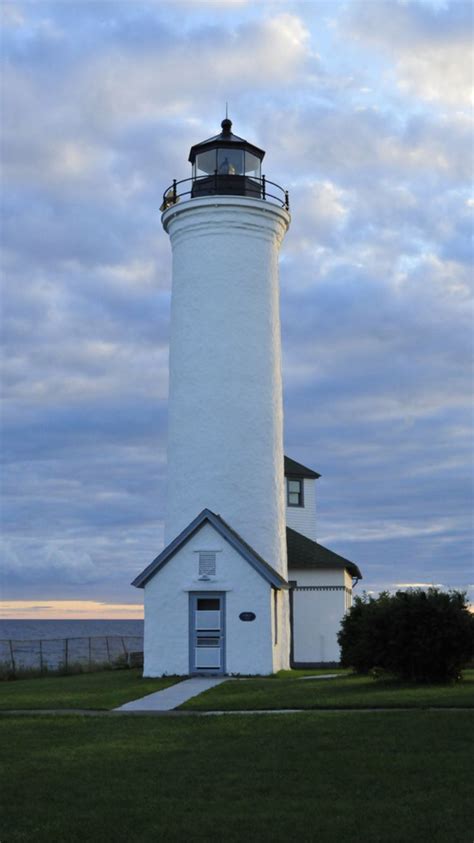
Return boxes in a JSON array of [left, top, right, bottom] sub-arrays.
[[338, 589, 474, 682]]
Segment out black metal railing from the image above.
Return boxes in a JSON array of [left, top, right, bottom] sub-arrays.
[[161, 174, 289, 212]]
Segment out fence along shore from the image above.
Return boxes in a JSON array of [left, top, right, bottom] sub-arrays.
[[0, 634, 144, 675]]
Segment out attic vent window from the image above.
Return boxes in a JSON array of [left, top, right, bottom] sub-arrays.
[[199, 552, 216, 577]]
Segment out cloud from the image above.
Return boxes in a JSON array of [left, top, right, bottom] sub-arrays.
[[1, 538, 102, 585], [342, 0, 473, 108], [1, 0, 472, 608], [96, 12, 312, 101], [394, 583, 445, 588]]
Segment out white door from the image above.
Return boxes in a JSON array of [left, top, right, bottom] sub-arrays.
[[190, 593, 225, 674]]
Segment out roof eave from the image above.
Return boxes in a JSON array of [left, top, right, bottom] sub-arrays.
[[284, 455, 321, 479], [286, 526, 362, 580], [188, 138, 266, 164], [132, 509, 287, 590]]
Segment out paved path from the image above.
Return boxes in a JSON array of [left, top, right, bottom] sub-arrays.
[[113, 676, 226, 712]]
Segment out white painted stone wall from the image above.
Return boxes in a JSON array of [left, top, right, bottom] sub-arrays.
[[292, 587, 347, 664], [143, 522, 286, 676], [162, 196, 290, 581], [286, 478, 317, 541]]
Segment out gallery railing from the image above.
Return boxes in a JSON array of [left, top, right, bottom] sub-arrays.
[[161, 174, 289, 212]]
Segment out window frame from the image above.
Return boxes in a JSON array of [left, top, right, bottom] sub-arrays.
[[286, 476, 304, 508]]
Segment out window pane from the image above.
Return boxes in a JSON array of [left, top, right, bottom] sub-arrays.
[[197, 598, 220, 611], [244, 152, 261, 177], [195, 610, 220, 630], [289, 493, 300, 505], [288, 480, 301, 493], [196, 150, 217, 176], [217, 148, 244, 175]]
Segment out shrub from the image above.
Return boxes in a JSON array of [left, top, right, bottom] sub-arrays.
[[338, 588, 474, 683]]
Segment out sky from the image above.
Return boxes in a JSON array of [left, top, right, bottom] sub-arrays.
[[1, 0, 472, 619]]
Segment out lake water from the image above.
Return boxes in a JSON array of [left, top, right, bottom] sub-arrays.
[[0, 619, 143, 641]]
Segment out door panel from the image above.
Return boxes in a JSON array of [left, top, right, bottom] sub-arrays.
[[195, 647, 221, 668], [195, 610, 220, 630]]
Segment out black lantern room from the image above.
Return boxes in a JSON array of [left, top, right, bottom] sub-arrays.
[[188, 118, 265, 199], [161, 119, 289, 211]]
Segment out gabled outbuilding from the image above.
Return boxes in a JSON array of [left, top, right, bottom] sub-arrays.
[[133, 509, 290, 677]]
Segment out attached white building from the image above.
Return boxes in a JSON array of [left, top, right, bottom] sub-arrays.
[[284, 456, 361, 666], [132, 118, 362, 676]]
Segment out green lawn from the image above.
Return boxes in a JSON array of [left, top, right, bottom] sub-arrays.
[[181, 669, 474, 710], [0, 669, 179, 710], [1, 712, 473, 842], [2, 668, 473, 712], [276, 667, 349, 678]]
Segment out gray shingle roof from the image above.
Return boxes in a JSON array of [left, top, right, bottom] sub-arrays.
[[284, 456, 321, 479], [287, 526, 362, 579]]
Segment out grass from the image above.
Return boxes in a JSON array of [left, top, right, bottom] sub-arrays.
[[2, 667, 472, 712], [0, 668, 179, 710], [276, 667, 349, 678], [1, 712, 473, 842], [181, 669, 474, 710]]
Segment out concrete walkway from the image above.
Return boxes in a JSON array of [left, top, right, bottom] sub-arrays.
[[114, 676, 226, 712]]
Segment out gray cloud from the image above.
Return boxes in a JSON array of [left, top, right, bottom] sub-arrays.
[[1, 0, 472, 603], [340, 0, 473, 108]]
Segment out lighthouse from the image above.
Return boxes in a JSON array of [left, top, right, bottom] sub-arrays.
[[133, 118, 363, 676], [133, 118, 292, 676], [165, 120, 290, 572]]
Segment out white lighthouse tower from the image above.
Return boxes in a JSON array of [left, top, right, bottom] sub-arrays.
[[133, 118, 292, 676]]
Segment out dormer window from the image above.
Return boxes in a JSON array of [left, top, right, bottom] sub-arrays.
[[287, 478, 304, 507]]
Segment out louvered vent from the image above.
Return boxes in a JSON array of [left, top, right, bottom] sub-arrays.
[[198, 552, 216, 577]]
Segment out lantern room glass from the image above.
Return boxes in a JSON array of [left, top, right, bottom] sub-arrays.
[[217, 148, 244, 175], [244, 152, 261, 178], [193, 148, 261, 180], [194, 150, 216, 177]]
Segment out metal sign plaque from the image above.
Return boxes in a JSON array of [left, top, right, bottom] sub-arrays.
[[239, 612, 256, 622]]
